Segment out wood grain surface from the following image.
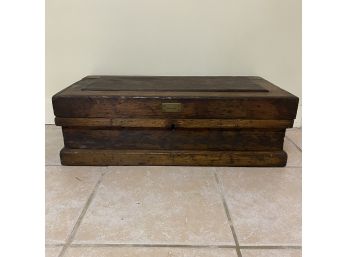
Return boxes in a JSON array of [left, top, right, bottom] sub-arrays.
[[52, 76, 299, 120], [62, 128, 285, 151], [81, 76, 269, 92], [60, 148, 288, 167], [55, 117, 294, 129], [52, 76, 298, 167]]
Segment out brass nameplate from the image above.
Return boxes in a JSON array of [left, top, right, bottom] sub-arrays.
[[161, 103, 182, 112]]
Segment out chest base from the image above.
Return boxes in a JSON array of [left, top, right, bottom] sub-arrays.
[[60, 148, 287, 167]]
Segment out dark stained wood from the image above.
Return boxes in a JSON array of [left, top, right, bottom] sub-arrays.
[[60, 148, 287, 167], [52, 75, 299, 167], [81, 76, 269, 92], [62, 128, 285, 151], [55, 117, 294, 129], [53, 97, 298, 119], [52, 76, 299, 120], [55, 76, 295, 97]]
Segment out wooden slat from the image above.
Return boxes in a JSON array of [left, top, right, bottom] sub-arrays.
[[62, 128, 285, 151], [60, 148, 287, 167], [55, 117, 293, 129]]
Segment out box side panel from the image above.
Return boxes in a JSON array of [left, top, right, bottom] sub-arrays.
[[62, 128, 285, 151]]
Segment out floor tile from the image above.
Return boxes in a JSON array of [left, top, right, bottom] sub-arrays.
[[46, 125, 64, 165], [46, 166, 103, 244], [218, 168, 301, 246], [65, 247, 237, 257], [242, 249, 301, 257], [73, 167, 234, 245], [286, 128, 302, 150], [45, 246, 62, 257], [284, 137, 302, 167]]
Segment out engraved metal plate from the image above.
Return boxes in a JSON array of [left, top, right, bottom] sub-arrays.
[[161, 103, 182, 112]]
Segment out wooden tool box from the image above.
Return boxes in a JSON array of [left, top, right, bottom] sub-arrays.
[[52, 76, 298, 166]]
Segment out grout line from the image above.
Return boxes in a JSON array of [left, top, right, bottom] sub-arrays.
[[214, 172, 243, 257], [57, 169, 107, 257], [239, 245, 302, 249], [70, 243, 237, 249], [285, 135, 302, 152], [45, 244, 65, 247], [66, 243, 302, 250], [47, 242, 302, 249], [66, 243, 301, 249]]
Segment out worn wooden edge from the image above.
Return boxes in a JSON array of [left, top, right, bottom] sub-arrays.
[[55, 76, 299, 99], [60, 148, 288, 167], [55, 117, 294, 129]]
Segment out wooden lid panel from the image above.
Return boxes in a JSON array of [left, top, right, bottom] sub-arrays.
[[52, 76, 299, 120], [81, 76, 268, 92]]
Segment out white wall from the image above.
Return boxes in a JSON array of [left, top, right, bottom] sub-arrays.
[[46, 0, 301, 126]]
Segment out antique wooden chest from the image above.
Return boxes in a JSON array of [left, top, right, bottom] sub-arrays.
[[52, 76, 298, 166]]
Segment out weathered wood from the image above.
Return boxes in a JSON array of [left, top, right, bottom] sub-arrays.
[[52, 76, 299, 167], [60, 148, 287, 167], [54, 76, 296, 97], [62, 128, 285, 151], [52, 76, 299, 120], [53, 97, 298, 119], [55, 117, 294, 129], [82, 76, 269, 92]]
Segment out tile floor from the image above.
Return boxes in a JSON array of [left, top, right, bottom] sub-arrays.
[[45, 125, 302, 257]]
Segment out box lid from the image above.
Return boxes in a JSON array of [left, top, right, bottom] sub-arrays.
[[81, 76, 269, 92], [52, 76, 298, 120]]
